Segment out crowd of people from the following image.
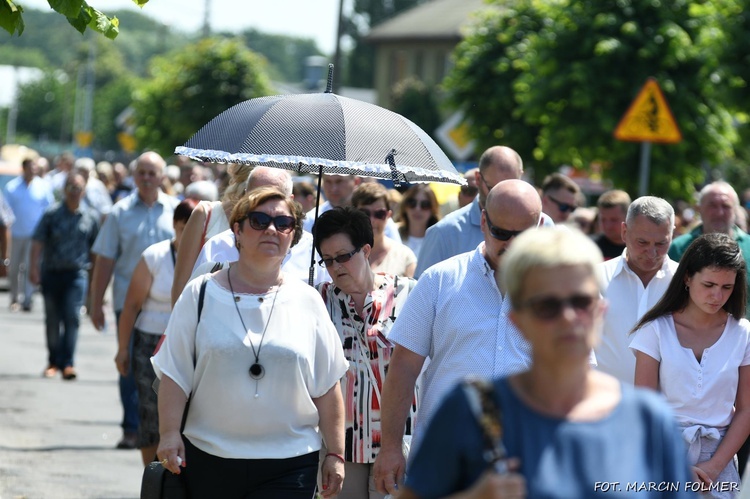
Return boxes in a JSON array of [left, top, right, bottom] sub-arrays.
[[4, 144, 750, 498]]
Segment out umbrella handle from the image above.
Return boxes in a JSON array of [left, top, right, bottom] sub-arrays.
[[386, 150, 402, 188], [308, 165, 325, 286]]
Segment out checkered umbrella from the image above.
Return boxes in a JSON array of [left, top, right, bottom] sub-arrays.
[[175, 87, 464, 186]]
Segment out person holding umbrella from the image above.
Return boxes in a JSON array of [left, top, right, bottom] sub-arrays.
[[313, 206, 418, 499], [154, 186, 348, 498]]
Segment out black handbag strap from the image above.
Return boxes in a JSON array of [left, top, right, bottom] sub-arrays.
[[462, 378, 509, 474]]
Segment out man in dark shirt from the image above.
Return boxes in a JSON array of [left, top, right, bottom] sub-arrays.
[[30, 172, 100, 380], [591, 189, 631, 260]]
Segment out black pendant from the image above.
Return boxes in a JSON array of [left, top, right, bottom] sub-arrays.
[[249, 363, 265, 380]]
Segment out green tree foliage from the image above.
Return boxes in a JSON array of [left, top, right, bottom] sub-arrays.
[[445, 0, 739, 200], [132, 37, 274, 157], [343, 0, 426, 87], [238, 28, 323, 83], [1, 0, 147, 38], [15, 71, 73, 143], [391, 77, 440, 135]]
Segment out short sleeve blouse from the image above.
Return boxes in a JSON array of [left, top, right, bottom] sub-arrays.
[[630, 314, 750, 427]]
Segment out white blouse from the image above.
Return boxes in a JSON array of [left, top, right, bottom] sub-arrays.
[[630, 314, 750, 428], [152, 274, 349, 459], [135, 239, 174, 335]]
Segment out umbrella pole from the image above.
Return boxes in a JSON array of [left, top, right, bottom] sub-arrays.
[[308, 165, 325, 286]]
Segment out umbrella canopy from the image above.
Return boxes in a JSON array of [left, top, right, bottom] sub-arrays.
[[175, 92, 465, 186]]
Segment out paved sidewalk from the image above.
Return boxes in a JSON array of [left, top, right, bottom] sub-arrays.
[[0, 291, 144, 499]]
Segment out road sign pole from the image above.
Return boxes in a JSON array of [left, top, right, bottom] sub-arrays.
[[638, 141, 652, 196]]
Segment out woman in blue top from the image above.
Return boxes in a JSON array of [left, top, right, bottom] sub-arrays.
[[401, 227, 694, 499]]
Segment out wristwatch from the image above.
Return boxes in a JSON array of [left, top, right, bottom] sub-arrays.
[[2, 258, 9, 267]]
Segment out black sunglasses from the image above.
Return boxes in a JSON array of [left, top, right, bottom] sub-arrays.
[[318, 247, 362, 267], [359, 208, 389, 220], [460, 185, 478, 197], [244, 212, 296, 234], [518, 294, 599, 321], [406, 198, 431, 210], [483, 210, 524, 242], [546, 194, 577, 213]]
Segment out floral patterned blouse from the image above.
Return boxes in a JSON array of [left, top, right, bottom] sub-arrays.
[[316, 274, 418, 463]]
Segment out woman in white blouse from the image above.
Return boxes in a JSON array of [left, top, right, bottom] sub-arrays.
[[115, 198, 198, 465], [313, 206, 417, 499], [352, 183, 416, 278], [632, 233, 750, 497], [154, 187, 348, 498], [397, 184, 440, 259]]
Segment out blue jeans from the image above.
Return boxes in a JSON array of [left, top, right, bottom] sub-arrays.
[[115, 310, 140, 433], [41, 269, 87, 368]]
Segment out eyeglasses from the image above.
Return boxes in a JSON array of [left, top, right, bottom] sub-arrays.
[[546, 194, 577, 213], [359, 208, 389, 220], [460, 185, 478, 197], [483, 210, 524, 241], [65, 185, 84, 193], [318, 247, 362, 267], [518, 294, 599, 321], [478, 171, 493, 191], [244, 212, 296, 234], [405, 198, 431, 210]]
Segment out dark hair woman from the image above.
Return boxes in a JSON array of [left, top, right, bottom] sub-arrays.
[[632, 233, 750, 495], [313, 206, 418, 499], [397, 184, 440, 259]]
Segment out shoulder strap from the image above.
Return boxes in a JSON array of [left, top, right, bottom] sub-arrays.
[[462, 378, 509, 474], [197, 274, 209, 322]]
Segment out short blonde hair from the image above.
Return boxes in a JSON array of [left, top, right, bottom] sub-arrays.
[[500, 227, 603, 308]]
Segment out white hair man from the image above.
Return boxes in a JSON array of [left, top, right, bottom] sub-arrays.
[[595, 196, 677, 383]]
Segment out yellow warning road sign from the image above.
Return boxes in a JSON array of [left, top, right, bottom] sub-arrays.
[[614, 78, 682, 144]]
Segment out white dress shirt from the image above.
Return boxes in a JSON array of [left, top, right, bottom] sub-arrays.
[[595, 251, 678, 384]]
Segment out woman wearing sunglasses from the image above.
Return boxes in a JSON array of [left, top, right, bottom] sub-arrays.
[[352, 183, 416, 278], [153, 186, 348, 498], [401, 228, 693, 499], [632, 233, 750, 497], [313, 206, 418, 499], [397, 185, 440, 259]]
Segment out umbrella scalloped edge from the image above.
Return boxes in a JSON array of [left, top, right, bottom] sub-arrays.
[[174, 147, 468, 186]]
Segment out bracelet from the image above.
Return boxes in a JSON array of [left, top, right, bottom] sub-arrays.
[[325, 452, 345, 463]]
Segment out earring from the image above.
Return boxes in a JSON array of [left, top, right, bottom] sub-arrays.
[[685, 284, 689, 291], [236, 240, 241, 250]]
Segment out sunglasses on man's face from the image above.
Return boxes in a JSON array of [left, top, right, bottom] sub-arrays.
[[244, 212, 296, 234], [483, 210, 524, 242], [318, 247, 362, 267], [518, 294, 599, 321], [546, 195, 577, 213], [359, 208, 389, 220], [406, 198, 431, 210]]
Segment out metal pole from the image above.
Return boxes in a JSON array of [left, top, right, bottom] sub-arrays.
[[332, 0, 345, 93], [638, 141, 652, 196]]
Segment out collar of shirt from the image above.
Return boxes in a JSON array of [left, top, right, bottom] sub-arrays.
[[612, 249, 673, 281], [469, 197, 482, 227]]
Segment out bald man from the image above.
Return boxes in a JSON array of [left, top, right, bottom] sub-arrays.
[[374, 179, 542, 495], [414, 145, 525, 278]]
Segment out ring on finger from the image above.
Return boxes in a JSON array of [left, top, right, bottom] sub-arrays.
[[160, 458, 169, 466]]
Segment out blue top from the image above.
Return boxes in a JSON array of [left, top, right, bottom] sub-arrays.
[[92, 190, 177, 310], [3, 176, 53, 237], [406, 378, 695, 499], [33, 202, 99, 272], [414, 197, 482, 278]]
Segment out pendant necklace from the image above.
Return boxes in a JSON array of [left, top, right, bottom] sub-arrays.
[[227, 265, 281, 395]]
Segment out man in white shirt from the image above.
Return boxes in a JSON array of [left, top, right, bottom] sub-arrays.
[[373, 179, 542, 496], [595, 196, 677, 384]]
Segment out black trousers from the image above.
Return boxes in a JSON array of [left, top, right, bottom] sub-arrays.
[[183, 438, 318, 499]]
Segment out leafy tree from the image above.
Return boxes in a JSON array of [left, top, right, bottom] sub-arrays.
[[15, 70, 73, 143], [1, 0, 145, 38], [444, 0, 738, 200], [391, 77, 440, 135], [132, 37, 274, 157], [238, 28, 323, 83]]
